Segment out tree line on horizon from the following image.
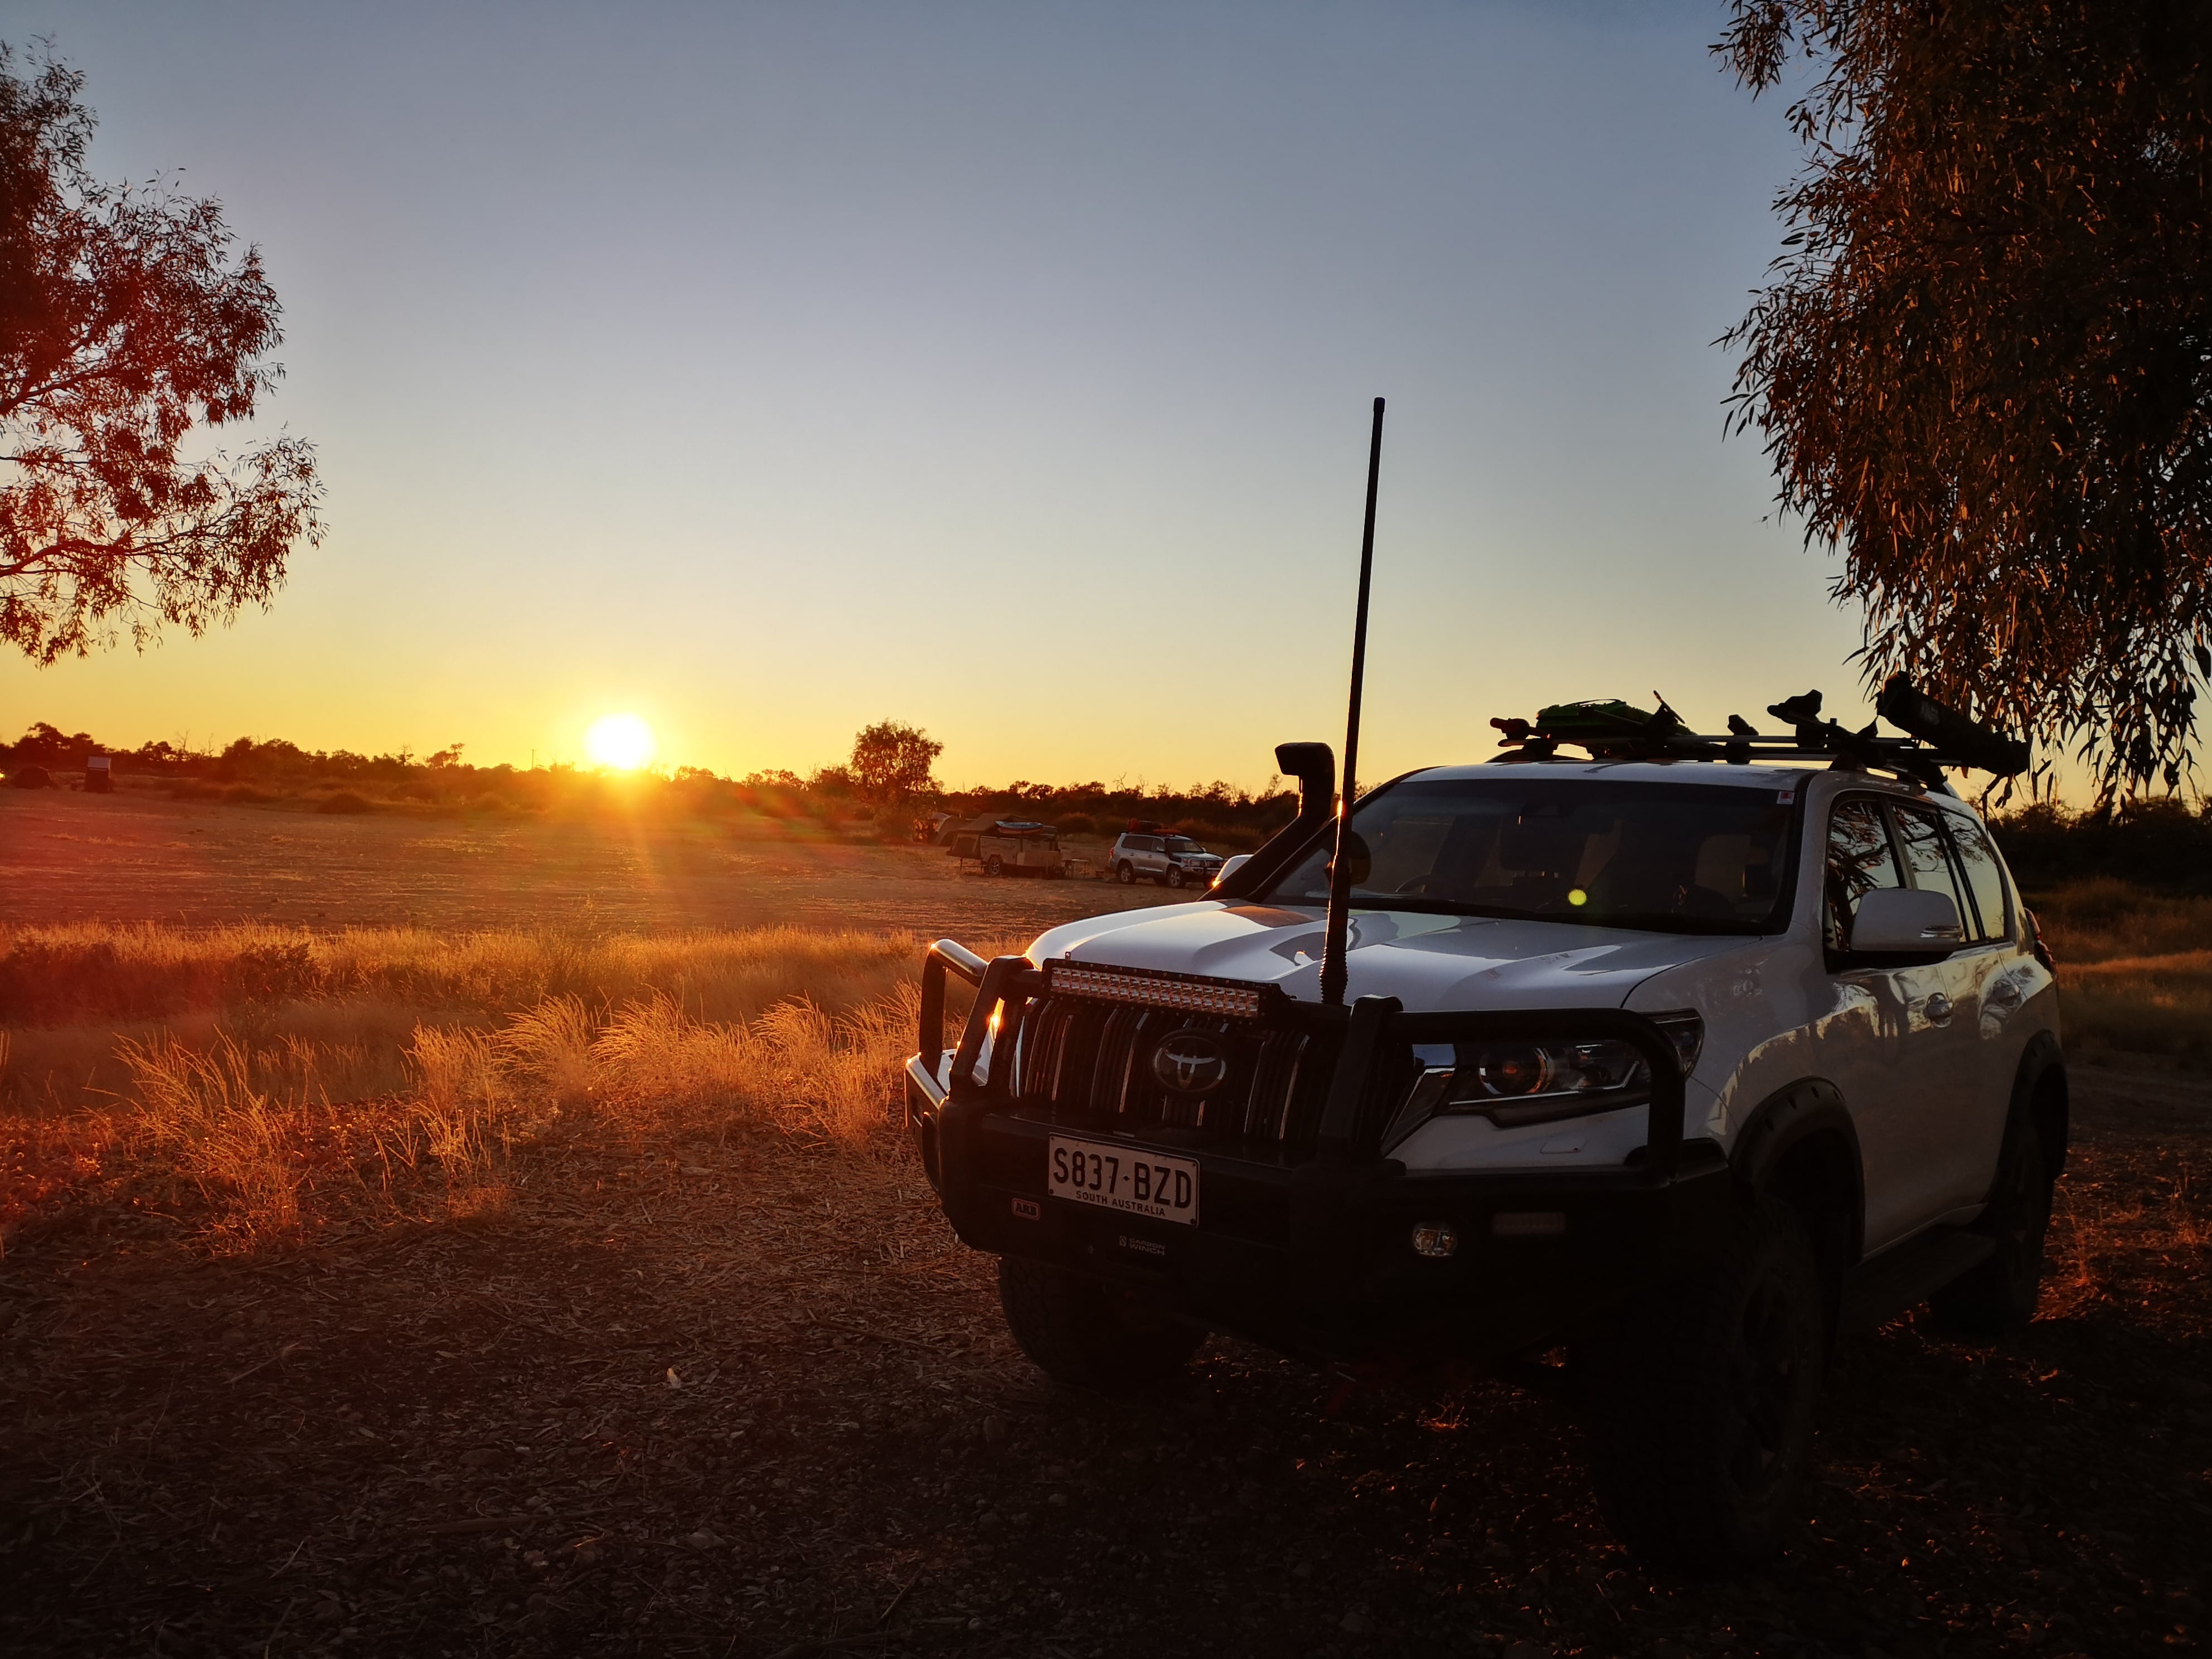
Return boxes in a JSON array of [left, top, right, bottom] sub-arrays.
[[17, 715, 2212, 889], [0, 719, 1303, 849]]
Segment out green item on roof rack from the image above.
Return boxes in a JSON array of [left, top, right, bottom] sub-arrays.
[[1533, 700, 1664, 739]]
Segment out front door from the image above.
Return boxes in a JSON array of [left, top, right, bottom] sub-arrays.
[[1820, 795, 1962, 1249], [1892, 803, 2020, 1217]]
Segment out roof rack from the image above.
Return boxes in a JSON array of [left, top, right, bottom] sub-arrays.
[[1487, 676, 2030, 788]]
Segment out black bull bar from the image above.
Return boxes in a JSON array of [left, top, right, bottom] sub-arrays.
[[903, 940, 1734, 1361]]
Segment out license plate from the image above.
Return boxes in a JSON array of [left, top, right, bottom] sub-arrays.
[[1046, 1136, 1200, 1226]]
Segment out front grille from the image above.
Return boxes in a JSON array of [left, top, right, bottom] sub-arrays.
[[1007, 964, 1337, 1156]]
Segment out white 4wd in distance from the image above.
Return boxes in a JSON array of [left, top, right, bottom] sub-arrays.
[[904, 704, 2064, 1573], [1108, 831, 1224, 889]]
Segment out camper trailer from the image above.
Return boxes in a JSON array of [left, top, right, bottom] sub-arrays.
[[949, 819, 1070, 878]]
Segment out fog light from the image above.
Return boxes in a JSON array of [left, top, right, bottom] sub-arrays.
[[1410, 1222, 1459, 1259], [1491, 1210, 1568, 1239]]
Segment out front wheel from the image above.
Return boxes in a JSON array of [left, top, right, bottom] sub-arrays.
[[1585, 1196, 1826, 1575], [997, 1257, 1205, 1393], [1166, 866, 1187, 890], [1929, 1114, 2052, 1339], [984, 855, 1003, 877]]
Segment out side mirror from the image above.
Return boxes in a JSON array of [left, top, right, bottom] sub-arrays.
[[1849, 887, 1963, 958], [1211, 853, 1251, 889]]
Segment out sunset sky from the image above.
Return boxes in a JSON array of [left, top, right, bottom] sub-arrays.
[[0, 2, 1890, 792]]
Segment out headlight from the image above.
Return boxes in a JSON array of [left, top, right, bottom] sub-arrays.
[[1444, 1037, 1651, 1126], [1390, 1013, 1702, 1134]]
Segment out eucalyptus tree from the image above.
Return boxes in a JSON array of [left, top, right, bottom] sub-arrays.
[[1720, 1, 2212, 796], [0, 42, 321, 665]]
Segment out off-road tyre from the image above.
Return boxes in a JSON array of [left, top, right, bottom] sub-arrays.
[[1166, 866, 1187, 890], [1116, 862, 1135, 885], [984, 855, 1003, 877], [1928, 1114, 2051, 1340], [997, 1257, 1205, 1393], [1586, 1195, 1826, 1575]]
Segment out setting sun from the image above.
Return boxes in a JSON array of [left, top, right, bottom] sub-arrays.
[[584, 713, 656, 770]]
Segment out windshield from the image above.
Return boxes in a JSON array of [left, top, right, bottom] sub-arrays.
[[1255, 776, 1798, 934], [1166, 837, 1206, 855]]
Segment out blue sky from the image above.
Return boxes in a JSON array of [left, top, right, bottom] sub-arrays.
[[0, 2, 1885, 789]]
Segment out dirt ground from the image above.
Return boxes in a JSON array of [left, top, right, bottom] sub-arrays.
[[0, 1066, 2204, 1659], [0, 788, 1177, 937]]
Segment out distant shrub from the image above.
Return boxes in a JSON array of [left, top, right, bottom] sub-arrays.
[[1057, 812, 1097, 836], [1991, 797, 2212, 894], [222, 784, 278, 804], [314, 791, 375, 815], [1171, 818, 1268, 852]]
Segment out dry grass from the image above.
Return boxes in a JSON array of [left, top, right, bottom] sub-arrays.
[[2031, 875, 2212, 963], [0, 923, 981, 1247], [2029, 878, 2212, 1059], [0, 920, 925, 1029]]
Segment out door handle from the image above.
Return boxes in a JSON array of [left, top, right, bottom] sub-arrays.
[[1924, 993, 1954, 1022]]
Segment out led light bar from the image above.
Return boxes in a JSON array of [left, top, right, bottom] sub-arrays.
[[1046, 961, 1269, 1021]]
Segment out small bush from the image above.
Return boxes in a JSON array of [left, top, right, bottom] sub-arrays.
[[314, 791, 375, 815]]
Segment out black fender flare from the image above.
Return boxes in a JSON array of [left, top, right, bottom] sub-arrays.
[[1729, 1079, 1867, 1281], [1999, 1029, 2069, 1192]]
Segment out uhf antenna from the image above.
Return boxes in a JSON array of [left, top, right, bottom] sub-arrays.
[[1320, 396, 1385, 1007]]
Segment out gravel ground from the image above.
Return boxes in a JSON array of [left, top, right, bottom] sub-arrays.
[[0, 1066, 2204, 1658]]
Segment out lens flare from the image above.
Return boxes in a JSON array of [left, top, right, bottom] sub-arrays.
[[585, 714, 655, 771]]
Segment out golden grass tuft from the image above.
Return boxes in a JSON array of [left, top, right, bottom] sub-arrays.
[[497, 994, 597, 1104], [120, 1035, 307, 1238]]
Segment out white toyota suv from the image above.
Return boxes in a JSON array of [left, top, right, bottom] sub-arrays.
[[904, 688, 2064, 1573], [1108, 831, 1225, 889]]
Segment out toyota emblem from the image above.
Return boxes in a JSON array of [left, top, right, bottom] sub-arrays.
[[1151, 1030, 1229, 1094]]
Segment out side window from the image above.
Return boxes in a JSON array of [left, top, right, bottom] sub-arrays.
[[1944, 815, 2012, 943], [1892, 804, 1971, 933], [1826, 798, 1903, 950]]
